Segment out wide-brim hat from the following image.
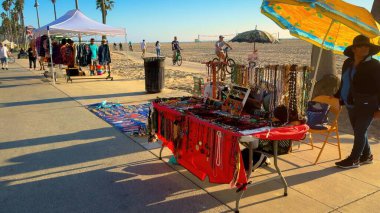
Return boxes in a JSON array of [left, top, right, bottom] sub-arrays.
[[344, 35, 380, 58]]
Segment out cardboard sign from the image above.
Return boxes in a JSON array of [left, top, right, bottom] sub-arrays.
[[222, 85, 251, 116]]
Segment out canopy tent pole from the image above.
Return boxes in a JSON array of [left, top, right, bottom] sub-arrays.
[[47, 27, 56, 85], [308, 20, 335, 99]]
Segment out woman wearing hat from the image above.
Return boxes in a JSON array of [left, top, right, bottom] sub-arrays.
[[334, 35, 380, 169]]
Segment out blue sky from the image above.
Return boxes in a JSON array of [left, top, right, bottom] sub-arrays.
[[7, 0, 375, 42]]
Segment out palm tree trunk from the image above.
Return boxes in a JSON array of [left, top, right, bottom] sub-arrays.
[[101, 0, 106, 39], [372, 0, 380, 23], [53, 3, 57, 20]]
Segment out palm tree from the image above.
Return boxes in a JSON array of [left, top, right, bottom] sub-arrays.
[[2, 0, 14, 41], [51, 0, 57, 20], [96, 0, 115, 24], [14, 0, 25, 46]]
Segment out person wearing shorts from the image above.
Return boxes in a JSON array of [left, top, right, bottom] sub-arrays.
[[215, 35, 232, 60], [0, 43, 10, 70], [89, 38, 98, 75]]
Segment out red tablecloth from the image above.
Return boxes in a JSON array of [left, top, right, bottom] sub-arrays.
[[153, 102, 309, 188]]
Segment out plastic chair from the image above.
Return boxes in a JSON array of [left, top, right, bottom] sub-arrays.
[[303, 96, 342, 164]]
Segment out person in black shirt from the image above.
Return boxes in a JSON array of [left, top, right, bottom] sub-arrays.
[[27, 44, 37, 70], [334, 35, 380, 169]]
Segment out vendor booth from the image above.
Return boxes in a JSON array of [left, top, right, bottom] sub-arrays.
[[148, 57, 313, 212], [33, 9, 126, 83]]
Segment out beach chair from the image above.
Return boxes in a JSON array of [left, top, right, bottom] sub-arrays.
[[302, 95, 342, 164]]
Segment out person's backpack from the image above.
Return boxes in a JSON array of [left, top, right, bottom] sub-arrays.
[[306, 101, 330, 130], [241, 148, 271, 171]]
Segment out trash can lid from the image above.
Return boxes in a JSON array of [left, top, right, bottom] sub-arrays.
[[143, 56, 166, 62]]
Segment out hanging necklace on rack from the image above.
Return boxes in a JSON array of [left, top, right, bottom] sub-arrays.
[[215, 131, 223, 167]]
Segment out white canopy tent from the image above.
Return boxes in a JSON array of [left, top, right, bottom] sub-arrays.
[[34, 9, 126, 37], [33, 9, 126, 84]]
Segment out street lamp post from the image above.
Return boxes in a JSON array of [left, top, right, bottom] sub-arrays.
[[34, 0, 40, 28]]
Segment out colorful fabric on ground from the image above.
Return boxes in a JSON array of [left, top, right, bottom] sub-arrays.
[[87, 101, 150, 135], [261, 0, 380, 55]]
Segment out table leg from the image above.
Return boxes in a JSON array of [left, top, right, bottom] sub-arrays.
[[235, 142, 254, 212], [158, 146, 164, 160], [273, 140, 288, 196]]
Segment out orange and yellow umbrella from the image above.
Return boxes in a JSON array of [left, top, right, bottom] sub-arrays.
[[261, 0, 380, 97]]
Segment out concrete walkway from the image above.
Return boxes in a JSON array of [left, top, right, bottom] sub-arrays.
[[1, 60, 380, 213]]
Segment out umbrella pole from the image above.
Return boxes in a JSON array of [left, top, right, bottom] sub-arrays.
[[308, 20, 334, 99], [47, 29, 55, 85]]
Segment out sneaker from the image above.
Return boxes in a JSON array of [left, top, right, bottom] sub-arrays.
[[359, 154, 373, 165], [1, 67, 3, 70], [335, 157, 360, 169], [5, 68, 8, 70]]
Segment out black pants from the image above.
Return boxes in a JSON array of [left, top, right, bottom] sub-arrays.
[[29, 57, 36, 69], [347, 106, 376, 160]]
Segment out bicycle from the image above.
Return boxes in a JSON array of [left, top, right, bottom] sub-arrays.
[[212, 47, 235, 81], [172, 49, 183, 66], [7, 56, 16, 64]]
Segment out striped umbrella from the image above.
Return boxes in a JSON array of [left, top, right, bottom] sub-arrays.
[[261, 0, 380, 98], [231, 28, 278, 50]]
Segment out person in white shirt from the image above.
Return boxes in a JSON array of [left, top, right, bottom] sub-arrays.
[[141, 40, 147, 58], [215, 35, 232, 60], [0, 43, 10, 70]]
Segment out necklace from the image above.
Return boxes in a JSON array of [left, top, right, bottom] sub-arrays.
[[215, 131, 223, 167]]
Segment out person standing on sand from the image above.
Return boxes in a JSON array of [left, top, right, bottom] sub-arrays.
[[119, 42, 123, 51], [215, 35, 232, 60], [334, 35, 380, 169], [0, 43, 10, 70], [155, 41, 161, 57], [141, 40, 147, 58]]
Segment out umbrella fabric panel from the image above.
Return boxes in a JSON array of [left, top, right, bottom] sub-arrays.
[[261, 0, 380, 55], [231, 30, 276, 43]]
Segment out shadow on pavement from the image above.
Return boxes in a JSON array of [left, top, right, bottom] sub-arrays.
[[0, 92, 147, 108], [0, 160, 225, 213], [0, 127, 144, 177]]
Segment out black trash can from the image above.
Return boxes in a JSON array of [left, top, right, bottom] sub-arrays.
[[143, 57, 165, 93]]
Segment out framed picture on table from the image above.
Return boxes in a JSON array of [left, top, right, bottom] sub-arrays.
[[222, 85, 251, 116]]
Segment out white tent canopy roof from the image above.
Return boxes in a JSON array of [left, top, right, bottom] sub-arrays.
[[33, 9, 126, 37]]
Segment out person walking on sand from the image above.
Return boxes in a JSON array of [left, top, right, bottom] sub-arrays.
[[119, 42, 123, 51], [172, 36, 182, 65], [155, 41, 161, 57], [141, 40, 147, 58], [27, 43, 37, 70], [334, 35, 380, 169], [0, 43, 10, 70], [89, 38, 98, 76], [129, 41, 133, 51], [215, 35, 232, 60]]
